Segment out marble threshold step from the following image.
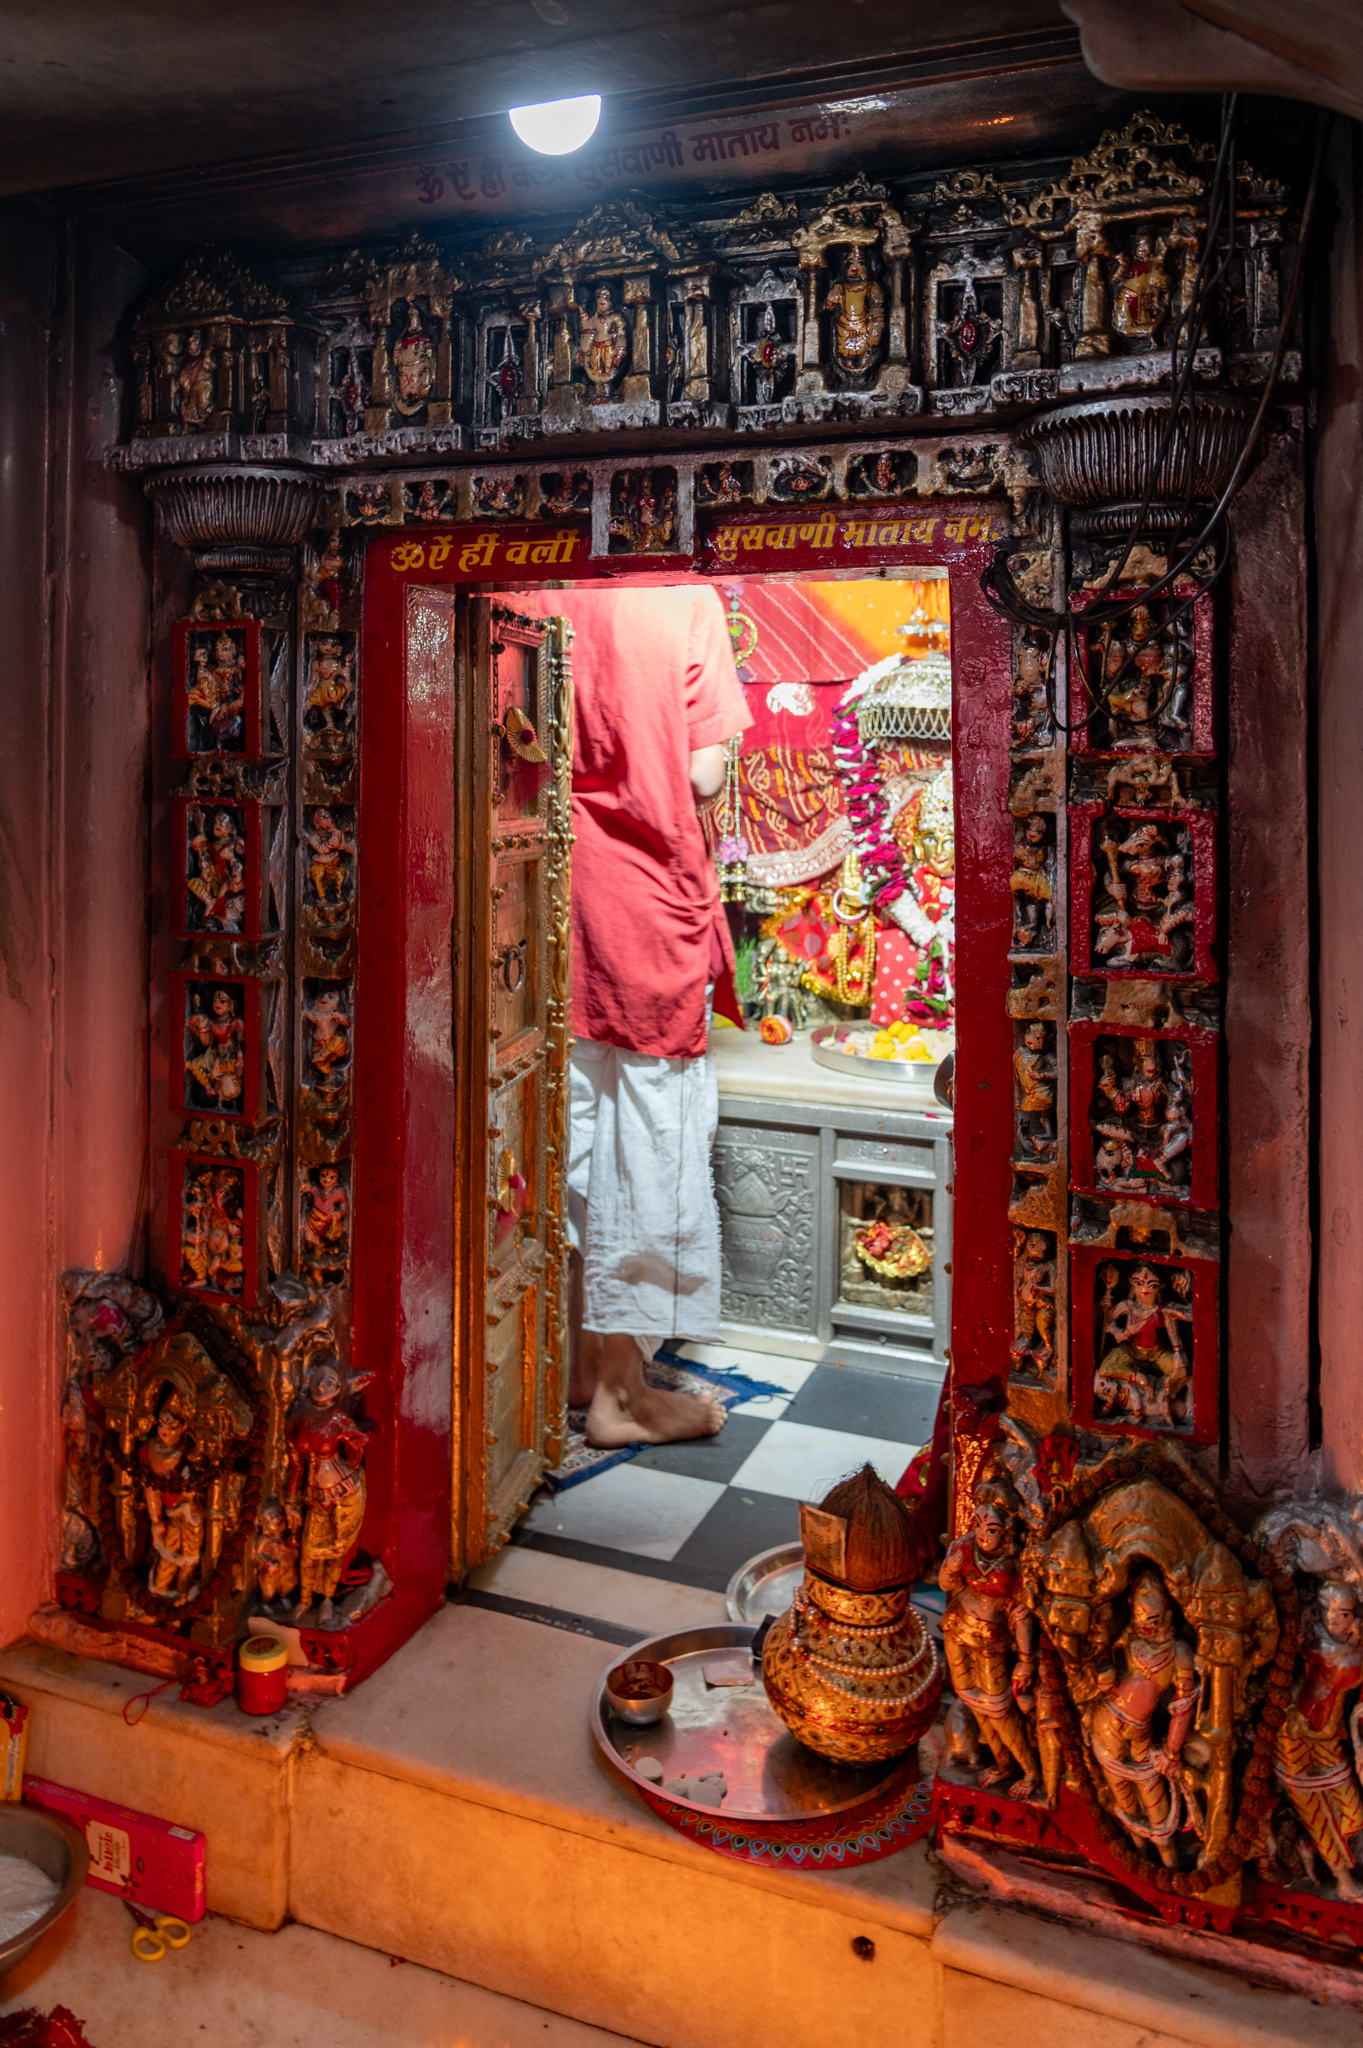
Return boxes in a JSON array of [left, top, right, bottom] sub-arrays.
[[1, 1558, 1357, 2048]]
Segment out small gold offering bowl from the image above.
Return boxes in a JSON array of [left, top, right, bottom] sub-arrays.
[[605, 1658, 674, 1726]]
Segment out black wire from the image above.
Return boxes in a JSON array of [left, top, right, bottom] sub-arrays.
[[982, 101, 1329, 683]]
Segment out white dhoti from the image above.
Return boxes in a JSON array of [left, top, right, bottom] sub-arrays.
[[568, 1037, 723, 1351]]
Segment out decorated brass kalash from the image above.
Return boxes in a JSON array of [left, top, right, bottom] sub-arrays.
[[762, 1465, 941, 1767]]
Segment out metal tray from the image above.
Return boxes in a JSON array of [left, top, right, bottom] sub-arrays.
[[591, 1623, 898, 1823], [809, 1024, 944, 1089], [725, 1542, 803, 1627]]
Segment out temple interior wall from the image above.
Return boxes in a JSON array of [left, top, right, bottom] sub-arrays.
[[0, 206, 149, 1644], [1316, 115, 1363, 1493]]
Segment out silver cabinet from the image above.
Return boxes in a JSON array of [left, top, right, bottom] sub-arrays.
[[713, 1084, 952, 1385]]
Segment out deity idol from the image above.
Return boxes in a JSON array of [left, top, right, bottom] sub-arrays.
[[1112, 231, 1172, 349], [302, 987, 351, 1093], [1089, 1571, 1199, 1865], [576, 286, 627, 400], [181, 1165, 245, 1296], [286, 1355, 374, 1627], [306, 637, 354, 736], [939, 1483, 1043, 1800], [1094, 1261, 1193, 1429], [186, 630, 246, 752], [301, 1165, 349, 1283], [825, 245, 885, 385], [173, 330, 216, 428], [1273, 1580, 1363, 1899], [138, 1391, 205, 1604], [391, 303, 436, 416]]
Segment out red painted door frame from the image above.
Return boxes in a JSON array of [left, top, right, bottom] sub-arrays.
[[354, 500, 1013, 1664]]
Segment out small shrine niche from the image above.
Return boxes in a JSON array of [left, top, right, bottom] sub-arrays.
[[130, 247, 318, 451]]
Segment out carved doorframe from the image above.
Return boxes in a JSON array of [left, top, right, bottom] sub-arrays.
[[358, 495, 1017, 1574]]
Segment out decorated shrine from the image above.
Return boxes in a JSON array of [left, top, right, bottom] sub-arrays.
[[5, 21, 1363, 2038]]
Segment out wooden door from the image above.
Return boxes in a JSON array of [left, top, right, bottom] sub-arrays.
[[451, 597, 572, 1576]]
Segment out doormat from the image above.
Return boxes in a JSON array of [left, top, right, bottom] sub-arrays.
[[545, 1349, 788, 1492], [0, 2010, 96, 2048]]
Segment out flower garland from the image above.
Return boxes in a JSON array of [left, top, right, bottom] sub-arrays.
[[831, 682, 956, 1022]]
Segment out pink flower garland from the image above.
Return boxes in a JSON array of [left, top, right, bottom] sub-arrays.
[[831, 701, 908, 911]]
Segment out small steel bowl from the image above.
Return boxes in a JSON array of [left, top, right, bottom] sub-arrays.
[[604, 1658, 674, 1726], [0, 1804, 88, 1976]]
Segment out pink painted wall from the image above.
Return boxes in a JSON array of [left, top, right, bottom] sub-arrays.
[[0, 208, 149, 1647], [1317, 119, 1363, 1492]]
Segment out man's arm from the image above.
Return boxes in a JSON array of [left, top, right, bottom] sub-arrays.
[[689, 742, 730, 801]]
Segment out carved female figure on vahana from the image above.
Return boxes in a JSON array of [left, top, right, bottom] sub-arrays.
[[939, 1482, 1045, 1802], [186, 630, 246, 754], [1093, 602, 1193, 754], [1092, 1039, 1193, 1200], [186, 806, 246, 935], [1094, 1260, 1193, 1430], [286, 1354, 374, 1628], [184, 984, 245, 1114]]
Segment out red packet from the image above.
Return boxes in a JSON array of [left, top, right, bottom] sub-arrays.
[[23, 1777, 205, 1921]]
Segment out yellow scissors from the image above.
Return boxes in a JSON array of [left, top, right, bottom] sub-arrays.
[[126, 1900, 193, 1962]]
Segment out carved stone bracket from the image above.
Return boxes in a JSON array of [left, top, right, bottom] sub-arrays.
[[145, 465, 330, 569], [1018, 393, 1253, 536]]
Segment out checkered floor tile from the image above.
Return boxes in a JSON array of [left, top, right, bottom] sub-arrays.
[[513, 1345, 941, 1601]]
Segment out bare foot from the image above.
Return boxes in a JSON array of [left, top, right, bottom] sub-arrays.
[[569, 1327, 602, 1409], [584, 1370, 727, 1448], [976, 1763, 1014, 1790]]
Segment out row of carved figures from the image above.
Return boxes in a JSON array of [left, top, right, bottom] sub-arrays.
[[944, 1426, 1363, 1909], [119, 113, 1295, 457]]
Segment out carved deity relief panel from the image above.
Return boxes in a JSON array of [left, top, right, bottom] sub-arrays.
[[173, 619, 269, 758], [168, 1153, 259, 1306], [170, 971, 261, 1122]]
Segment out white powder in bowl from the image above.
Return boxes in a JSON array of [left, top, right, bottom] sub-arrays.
[[0, 1850, 60, 1943]]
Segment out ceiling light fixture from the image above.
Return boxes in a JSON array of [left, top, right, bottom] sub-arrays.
[[509, 93, 602, 155]]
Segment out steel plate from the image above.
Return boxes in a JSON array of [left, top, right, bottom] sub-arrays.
[[809, 1024, 947, 1090], [591, 1622, 898, 1823], [725, 1541, 803, 1626]]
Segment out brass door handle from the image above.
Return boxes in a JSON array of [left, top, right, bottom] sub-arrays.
[[501, 705, 547, 764]]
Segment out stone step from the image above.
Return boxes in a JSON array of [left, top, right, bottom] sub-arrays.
[[3, 1609, 1359, 2048]]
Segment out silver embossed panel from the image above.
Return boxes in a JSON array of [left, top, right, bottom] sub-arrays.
[[714, 1127, 818, 1335]]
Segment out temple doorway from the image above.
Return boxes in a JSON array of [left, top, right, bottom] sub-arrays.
[[477, 565, 959, 1597]]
